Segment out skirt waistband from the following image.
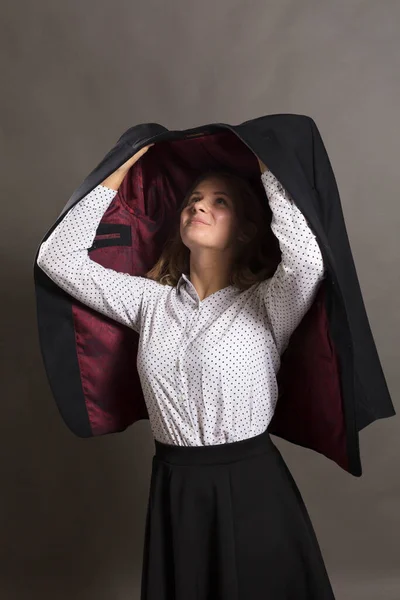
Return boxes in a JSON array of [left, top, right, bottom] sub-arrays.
[[153, 428, 276, 465]]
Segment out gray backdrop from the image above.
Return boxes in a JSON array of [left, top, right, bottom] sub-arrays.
[[1, 1, 399, 598]]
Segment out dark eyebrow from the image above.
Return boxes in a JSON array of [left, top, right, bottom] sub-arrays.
[[190, 191, 230, 197]]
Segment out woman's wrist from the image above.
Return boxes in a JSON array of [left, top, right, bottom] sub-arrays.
[[101, 168, 128, 191], [256, 156, 268, 173]]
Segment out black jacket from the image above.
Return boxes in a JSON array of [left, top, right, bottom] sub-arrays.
[[33, 113, 395, 477]]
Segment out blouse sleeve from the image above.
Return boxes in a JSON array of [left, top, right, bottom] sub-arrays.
[[257, 169, 325, 356], [37, 185, 147, 333]]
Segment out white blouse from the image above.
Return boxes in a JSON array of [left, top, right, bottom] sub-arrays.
[[37, 169, 325, 446]]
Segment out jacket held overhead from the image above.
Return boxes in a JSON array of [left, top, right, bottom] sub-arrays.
[[33, 113, 395, 477]]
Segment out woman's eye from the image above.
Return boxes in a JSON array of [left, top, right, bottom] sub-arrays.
[[188, 197, 226, 205]]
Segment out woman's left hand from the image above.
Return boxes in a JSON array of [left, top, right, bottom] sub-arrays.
[[256, 156, 268, 174]]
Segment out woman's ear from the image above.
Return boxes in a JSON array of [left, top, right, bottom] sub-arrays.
[[238, 222, 257, 243], [248, 223, 258, 239]]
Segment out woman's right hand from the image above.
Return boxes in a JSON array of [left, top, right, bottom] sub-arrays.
[[101, 143, 155, 190], [117, 143, 155, 173]]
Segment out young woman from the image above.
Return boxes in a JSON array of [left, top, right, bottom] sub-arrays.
[[37, 143, 335, 599]]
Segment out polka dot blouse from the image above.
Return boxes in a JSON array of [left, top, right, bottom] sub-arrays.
[[37, 169, 325, 446]]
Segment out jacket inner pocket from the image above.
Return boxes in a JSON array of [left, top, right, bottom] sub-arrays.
[[88, 223, 132, 251]]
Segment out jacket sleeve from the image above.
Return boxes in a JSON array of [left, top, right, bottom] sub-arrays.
[[257, 169, 325, 356], [37, 185, 147, 333]]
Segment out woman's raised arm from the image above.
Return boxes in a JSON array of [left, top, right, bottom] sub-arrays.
[[257, 167, 325, 356], [37, 144, 155, 333]]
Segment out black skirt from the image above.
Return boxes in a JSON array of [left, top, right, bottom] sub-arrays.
[[140, 428, 336, 600]]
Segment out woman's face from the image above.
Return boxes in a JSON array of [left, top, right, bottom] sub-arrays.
[[180, 176, 240, 252]]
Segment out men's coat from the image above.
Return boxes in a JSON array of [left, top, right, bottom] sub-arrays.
[[33, 113, 395, 477]]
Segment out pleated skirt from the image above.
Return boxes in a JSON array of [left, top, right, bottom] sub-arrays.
[[140, 428, 336, 600]]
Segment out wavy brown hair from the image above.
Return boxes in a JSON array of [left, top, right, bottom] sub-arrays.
[[145, 168, 279, 291]]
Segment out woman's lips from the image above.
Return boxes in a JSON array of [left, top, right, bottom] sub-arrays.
[[188, 219, 208, 225]]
